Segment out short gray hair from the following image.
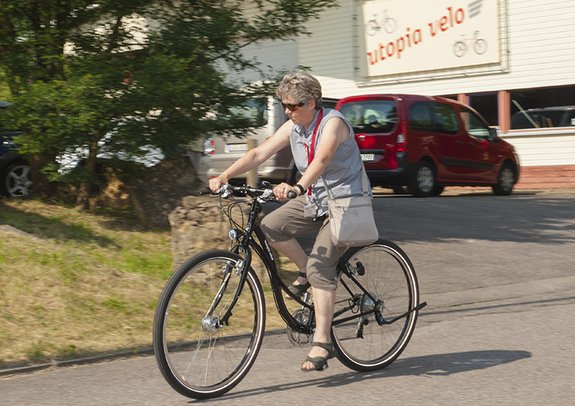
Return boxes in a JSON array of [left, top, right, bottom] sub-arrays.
[[276, 72, 322, 109]]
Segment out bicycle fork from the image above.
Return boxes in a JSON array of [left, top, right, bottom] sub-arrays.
[[202, 254, 251, 331]]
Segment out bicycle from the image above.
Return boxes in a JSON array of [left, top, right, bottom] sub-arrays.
[[453, 30, 488, 57], [153, 183, 427, 399], [365, 10, 397, 36]]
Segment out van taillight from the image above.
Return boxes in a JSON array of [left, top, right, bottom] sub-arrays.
[[396, 133, 406, 153], [203, 138, 215, 155]]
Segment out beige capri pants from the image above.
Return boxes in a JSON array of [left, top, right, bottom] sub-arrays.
[[260, 195, 347, 290]]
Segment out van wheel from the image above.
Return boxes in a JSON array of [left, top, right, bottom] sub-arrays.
[[492, 163, 515, 196], [408, 161, 435, 197]]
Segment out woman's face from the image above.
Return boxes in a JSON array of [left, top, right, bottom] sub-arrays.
[[281, 96, 316, 126]]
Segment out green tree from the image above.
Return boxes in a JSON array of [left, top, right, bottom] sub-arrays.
[[0, 69, 10, 99], [0, 0, 333, 207]]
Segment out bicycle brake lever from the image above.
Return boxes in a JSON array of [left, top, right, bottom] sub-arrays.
[[218, 184, 232, 199]]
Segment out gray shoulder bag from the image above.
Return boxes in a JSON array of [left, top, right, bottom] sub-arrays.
[[323, 167, 379, 247]]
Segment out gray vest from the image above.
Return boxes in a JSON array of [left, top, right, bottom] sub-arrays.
[[290, 108, 370, 218]]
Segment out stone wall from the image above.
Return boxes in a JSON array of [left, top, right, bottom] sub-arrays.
[[128, 157, 204, 228], [168, 195, 299, 276], [168, 195, 232, 269]]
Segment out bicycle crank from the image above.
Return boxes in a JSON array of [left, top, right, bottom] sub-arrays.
[[286, 308, 313, 346]]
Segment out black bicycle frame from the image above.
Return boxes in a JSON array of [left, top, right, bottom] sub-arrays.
[[214, 197, 313, 334], [217, 195, 422, 334]]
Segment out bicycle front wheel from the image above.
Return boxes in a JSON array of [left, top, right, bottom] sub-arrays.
[[332, 240, 420, 371], [153, 250, 266, 399]]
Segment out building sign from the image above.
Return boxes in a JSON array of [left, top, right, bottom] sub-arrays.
[[359, 0, 507, 83]]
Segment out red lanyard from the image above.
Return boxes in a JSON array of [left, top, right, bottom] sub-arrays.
[[306, 109, 323, 195]]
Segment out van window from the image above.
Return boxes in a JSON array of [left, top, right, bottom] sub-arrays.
[[461, 108, 490, 139], [322, 98, 339, 109], [228, 98, 268, 128], [339, 100, 397, 133], [409, 103, 434, 131], [409, 102, 458, 134], [433, 103, 458, 134]]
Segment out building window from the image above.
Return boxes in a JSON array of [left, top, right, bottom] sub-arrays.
[[468, 93, 498, 126], [510, 85, 575, 129]]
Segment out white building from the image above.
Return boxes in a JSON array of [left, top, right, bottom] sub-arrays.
[[242, 0, 575, 184]]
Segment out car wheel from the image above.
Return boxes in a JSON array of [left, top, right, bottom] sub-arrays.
[[1, 161, 32, 197], [408, 161, 435, 197], [492, 163, 515, 196]]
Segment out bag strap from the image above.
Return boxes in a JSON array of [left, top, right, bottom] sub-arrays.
[[306, 108, 324, 196]]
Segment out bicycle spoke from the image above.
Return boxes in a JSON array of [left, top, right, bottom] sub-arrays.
[[153, 251, 265, 399], [332, 241, 420, 371]]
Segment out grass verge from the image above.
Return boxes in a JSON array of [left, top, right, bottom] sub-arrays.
[[0, 198, 174, 368], [0, 198, 299, 369]]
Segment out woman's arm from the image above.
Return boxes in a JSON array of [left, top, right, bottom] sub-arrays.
[[208, 120, 292, 191]]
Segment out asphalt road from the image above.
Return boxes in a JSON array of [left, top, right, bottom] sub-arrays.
[[1, 188, 574, 405]]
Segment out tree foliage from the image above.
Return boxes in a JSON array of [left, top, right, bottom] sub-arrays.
[[0, 0, 333, 205]]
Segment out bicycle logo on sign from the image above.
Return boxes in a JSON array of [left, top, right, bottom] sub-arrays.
[[453, 30, 488, 57], [366, 10, 397, 36]]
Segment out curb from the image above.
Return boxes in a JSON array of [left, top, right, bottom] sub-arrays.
[[0, 330, 289, 378], [0, 347, 155, 377]]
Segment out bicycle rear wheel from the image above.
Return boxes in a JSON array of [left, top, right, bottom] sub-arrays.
[[153, 250, 266, 399], [332, 240, 420, 371]]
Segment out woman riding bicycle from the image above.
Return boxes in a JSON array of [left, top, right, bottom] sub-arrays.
[[208, 71, 371, 372]]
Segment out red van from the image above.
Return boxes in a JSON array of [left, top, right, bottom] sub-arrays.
[[335, 94, 520, 196]]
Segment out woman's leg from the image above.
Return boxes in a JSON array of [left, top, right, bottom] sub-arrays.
[[270, 238, 308, 285], [302, 218, 347, 370], [301, 287, 336, 370], [261, 196, 321, 287]]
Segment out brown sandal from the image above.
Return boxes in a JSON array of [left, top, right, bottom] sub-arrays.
[[301, 342, 336, 372], [285, 271, 310, 300]]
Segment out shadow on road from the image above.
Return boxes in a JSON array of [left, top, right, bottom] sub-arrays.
[[372, 193, 575, 245], [199, 350, 531, 403]]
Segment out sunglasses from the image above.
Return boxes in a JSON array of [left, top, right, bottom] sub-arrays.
[[281, 100, 307, 112]]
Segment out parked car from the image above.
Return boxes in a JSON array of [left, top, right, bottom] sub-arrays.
[[0, 101, 32, 197], [335, 94, 520, 196], [511, 105, 575, 129], [196, 96, 339, 185]]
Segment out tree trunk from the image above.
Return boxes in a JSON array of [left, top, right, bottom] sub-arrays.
[[28, 153, 57, 196], [75, 131, 101, 210]]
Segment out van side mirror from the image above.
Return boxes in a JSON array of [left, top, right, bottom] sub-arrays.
[[488, 127, 499, 141]]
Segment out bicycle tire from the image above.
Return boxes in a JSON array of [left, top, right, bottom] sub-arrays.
[[474, 39, 488, 55], [153, 250, 266, 399], [332, 240, 420, 372], [453, 41, 466, 57]]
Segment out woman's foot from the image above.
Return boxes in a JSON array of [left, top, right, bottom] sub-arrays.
[[285, 271, 310, 300], [301, 342, 335, 371]]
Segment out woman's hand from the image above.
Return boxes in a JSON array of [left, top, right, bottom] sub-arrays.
[[209, 174, 228, 192], [273, 182, 299, 200]]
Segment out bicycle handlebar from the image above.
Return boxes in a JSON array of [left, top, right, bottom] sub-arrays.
[[216, 184, 275, 201], [215, 184, 297, 202]]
